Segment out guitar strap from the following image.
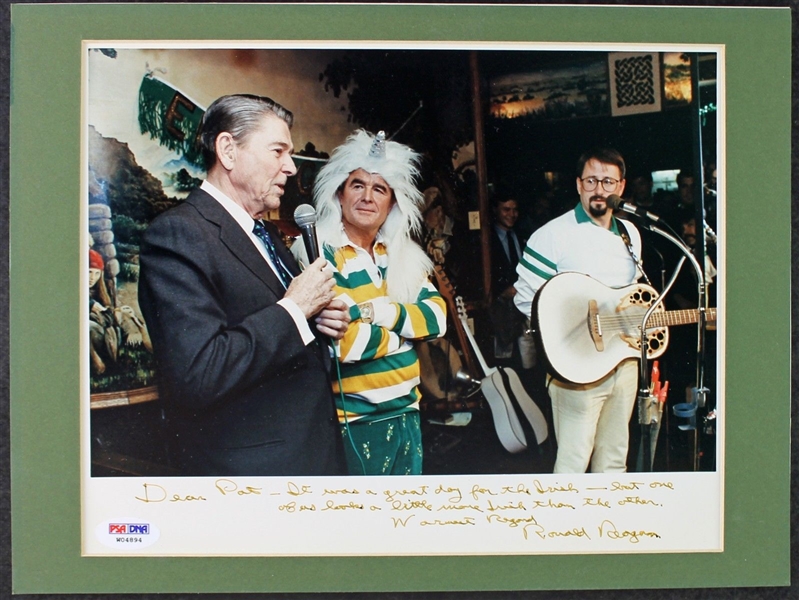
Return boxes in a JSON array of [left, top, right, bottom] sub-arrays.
[[616, 219, 651, 286]]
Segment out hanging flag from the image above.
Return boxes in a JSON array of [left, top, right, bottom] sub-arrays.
[[136, 74, 330, 221], [138, 75, 206, 168]]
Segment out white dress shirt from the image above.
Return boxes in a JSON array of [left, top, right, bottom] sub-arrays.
[[201, 180, 315, 345]]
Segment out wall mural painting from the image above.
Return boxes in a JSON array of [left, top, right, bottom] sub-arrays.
[[87, 58, 328, 408]]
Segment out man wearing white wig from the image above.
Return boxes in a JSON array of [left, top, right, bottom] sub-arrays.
[[312, 129, 447, 475]]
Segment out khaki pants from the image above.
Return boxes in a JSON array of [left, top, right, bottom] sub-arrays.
[[549, 359, 638, 474]]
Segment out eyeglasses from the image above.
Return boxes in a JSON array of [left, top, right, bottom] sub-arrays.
[[580, 176, 621, 193]]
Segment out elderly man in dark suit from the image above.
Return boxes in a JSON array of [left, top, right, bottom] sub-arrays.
[[139, 94, 349, 476]]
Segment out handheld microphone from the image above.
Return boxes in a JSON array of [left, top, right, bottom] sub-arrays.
[[293, 204, 320, 263], [606, 194, 662, 222]]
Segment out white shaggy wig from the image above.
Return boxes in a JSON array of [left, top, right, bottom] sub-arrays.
[[313, 129, 433, 304]]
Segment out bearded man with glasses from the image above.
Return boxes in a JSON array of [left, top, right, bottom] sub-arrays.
[[514, 147, 643, 474]]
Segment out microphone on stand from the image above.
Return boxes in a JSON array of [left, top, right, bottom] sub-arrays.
[[606, 194, 662, 222], [293, 204, 320, 263]]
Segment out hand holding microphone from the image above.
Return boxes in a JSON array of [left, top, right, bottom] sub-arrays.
[[290, 204, 350, 338], [283, 204, 330, 315]]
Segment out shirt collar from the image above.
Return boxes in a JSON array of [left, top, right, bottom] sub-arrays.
[[573, 202, 620, 236], [341, 225, 386, 252], [201, 180, 260, 233], [493, 224, 511, 240]]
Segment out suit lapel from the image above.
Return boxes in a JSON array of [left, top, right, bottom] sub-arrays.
[[264, 221, 302, 277], [185, 189, 287, 297]]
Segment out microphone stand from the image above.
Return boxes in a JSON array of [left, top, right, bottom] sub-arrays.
[[636, 223, 707, 472]]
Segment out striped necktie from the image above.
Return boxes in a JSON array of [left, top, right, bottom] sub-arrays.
[[252, 220, 292, 288]]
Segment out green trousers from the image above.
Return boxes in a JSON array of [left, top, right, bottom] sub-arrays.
[[340, 412, 423, 475]]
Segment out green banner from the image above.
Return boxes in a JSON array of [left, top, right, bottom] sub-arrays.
[[138, 75, 205, 167]]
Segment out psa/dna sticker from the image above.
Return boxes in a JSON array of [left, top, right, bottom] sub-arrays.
[[95, 519, 160, 549]]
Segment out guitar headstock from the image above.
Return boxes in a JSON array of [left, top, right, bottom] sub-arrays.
[[434, 265, 469, 322], [455, 296, 468, 321], [433, 264, 456, 302]]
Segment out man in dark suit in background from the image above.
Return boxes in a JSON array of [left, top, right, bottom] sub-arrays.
[[488, 190, 526, 361], [139, 94, 349, 476]]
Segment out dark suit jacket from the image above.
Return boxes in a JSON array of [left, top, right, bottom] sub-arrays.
[[490, 225, 521, 299], [139, 187, 345, 476], [489, 226, 526, 344]]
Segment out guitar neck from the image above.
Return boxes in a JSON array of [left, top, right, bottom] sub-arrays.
[[432, 266, 480, 377], [459, 316, 492, 377], [648, 307, 717, 328]]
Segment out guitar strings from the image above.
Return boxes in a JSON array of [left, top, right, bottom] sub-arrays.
[[596, 309, 710, 331]]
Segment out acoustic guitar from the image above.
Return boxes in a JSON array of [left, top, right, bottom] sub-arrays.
[[532, 272, 717, 385], [433, 266, 549, 453]]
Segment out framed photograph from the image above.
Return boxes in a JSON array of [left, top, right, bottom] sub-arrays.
[[489, 55, 610, 120], [9, 2, 791, 594]]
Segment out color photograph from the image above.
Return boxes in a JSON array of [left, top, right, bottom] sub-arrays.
[[86, 46, 720, 480], [9, 2, 790, 594]]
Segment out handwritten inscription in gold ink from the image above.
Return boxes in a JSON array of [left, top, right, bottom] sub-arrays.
[[286, 482, 313, 496], [391, 499, 433, 511], [531, 499, 576, 510], [323, 500, 365, 511], [130, 477, 676, 546], [323, 488, 360, 495], [486, 514, 544, 540], [650, 481, 674, 490], [583, 497, 611, 508], [610, 481, 645, 492], [541, 527, 591, 540], [420, 517, 476, 527], [534, 480, 579, 494], [384, 486, 429, 503], [598, 520, 661, 543], [435, 485, 463, 503], [215, 479, 262, 497], [135, 483, 167, 503], [170, 494, 207, 503], [279, 501, 317, 512], [618, 496, 660, 507], [391, 516, 415, 528], [486, 500, 525, 512], [470, 485, 497, 501], [134, 483, 206, 503], [501, 484, 531, 496], [438, 503, 483, 512]]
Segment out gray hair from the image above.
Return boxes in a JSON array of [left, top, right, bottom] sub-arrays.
[[199, 94, 294, 170]]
